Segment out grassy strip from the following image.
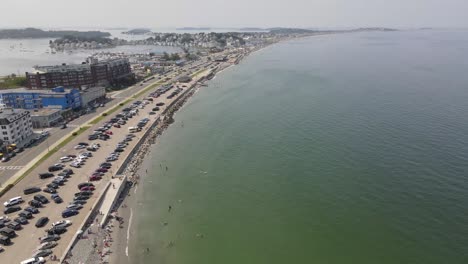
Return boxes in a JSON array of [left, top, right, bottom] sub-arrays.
[[89, 98, 133, 125], [132, 80, 165, 99], [0, 76, 27, 89], [10, 126, 90, 187], [191, 69, 205, 78]]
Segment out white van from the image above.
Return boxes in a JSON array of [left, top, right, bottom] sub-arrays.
[[20, 257, 45, 264], [128, 127, 139, 133], [3, 196, 23, 207]]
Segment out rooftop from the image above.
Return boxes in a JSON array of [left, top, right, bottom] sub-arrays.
[[30, 108, 61, 117], [0, 108, 29, 122], [31, 63, 90, 74], [0, 87, 75, 94]]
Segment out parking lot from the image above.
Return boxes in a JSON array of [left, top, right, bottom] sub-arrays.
[[0, 72, 193, 263]]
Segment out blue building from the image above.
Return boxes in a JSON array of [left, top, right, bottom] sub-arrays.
[[0, 87, 82, 110]]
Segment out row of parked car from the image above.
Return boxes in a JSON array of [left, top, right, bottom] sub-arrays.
[[0, 126, 106, 259], [0, 83, 166, 260]]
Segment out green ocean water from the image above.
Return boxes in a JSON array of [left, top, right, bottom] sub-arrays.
[[131, 30, 468, 264]]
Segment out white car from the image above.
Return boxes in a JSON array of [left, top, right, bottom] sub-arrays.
[[92, 144, 100, 149], [73, 160, 85, 165], [74, 145, 86, 150], [78, 154, 88, 160], [60, 157, 72, 163], [3, 196, 23, 207], [51, 219, 72, 227], [20, 257, 45, 264], [0, 215, 9, 222], [70, 163, 81, 168]]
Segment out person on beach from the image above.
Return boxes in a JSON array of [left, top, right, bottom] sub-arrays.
[[168, 205, 172, 212]]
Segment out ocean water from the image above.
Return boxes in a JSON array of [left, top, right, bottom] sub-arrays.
[[131, 30, 468, 264]]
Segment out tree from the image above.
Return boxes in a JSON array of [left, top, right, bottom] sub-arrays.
[[169, 53, 181, 61]]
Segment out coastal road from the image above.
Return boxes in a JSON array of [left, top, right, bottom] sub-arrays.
[[0, 62, 213, 263]]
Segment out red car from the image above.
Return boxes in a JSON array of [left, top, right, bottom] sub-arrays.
[[105, 131, 113, 135], [89, 175, 101, 181], [80, 186, 95, 191], [67, 154, 77, 158], [113, 124, 121, 128]]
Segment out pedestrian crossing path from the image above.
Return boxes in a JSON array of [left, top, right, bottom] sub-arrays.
[[0, 166, 24, 170]]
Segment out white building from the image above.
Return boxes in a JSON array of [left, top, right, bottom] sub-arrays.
[[0, 108, 34, 146], [80, 86, 106, 106], [30, 108, 63, 128]]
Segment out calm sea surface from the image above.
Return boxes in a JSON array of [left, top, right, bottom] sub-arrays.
[[131, 30, 468, 264]]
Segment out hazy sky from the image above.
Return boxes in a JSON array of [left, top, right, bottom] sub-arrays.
[[1, 0, 467, 29]]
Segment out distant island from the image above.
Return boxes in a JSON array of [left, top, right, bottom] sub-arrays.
[[0, 27, 111, 39], [239, 27, 266, 31], [122, 28, 152, 35], [176, 27, 211, 31]]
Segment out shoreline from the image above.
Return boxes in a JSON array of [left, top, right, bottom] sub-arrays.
[[63, 32, 328, 264], [64, 52, 240, 264]]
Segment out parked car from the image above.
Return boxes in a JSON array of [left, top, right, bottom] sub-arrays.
[[4, 196, 23, 207], [47, 226, 67, 235], [18, 211, 32, 219], [66, 204, 83, 211], [51, 194, 63, 204], [63, 168, 74, 174], [74, 145, 86, 150], [24, 206, 39, 214], [39, 173, 54, 179], [34, 195, 49, 204], [43, 188, 57, 194], [62, 209, 79, 218], [51, 220, 72, 228], [74, 191, 93, 197], [38, 241, 57, 250], [114, 148, 124, 153], [0, 236, 11, 246], [0, 227, 16, 238], [32, 249, 52, 258], [3, 206, 21, 214], [46, 183, 59, 189], [60, 157, 72, 163], [39, 234, 60, 243], [28, 200, 42, 208], [48, 166, 62, 172], [35, 217, 49, 228], [89, 175, 101, 181], [7, 221, 21, 230], [80, 186, 95, 191], [14, 216, 28, 225], [70, 163, 81, 168], [23, 187, 41, 195], [78, 182, 94, 189]]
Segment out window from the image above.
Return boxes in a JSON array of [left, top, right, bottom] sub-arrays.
[[1, 126, 5, 129], [2, 132, 6, 135], [3, 137, 8, 140]]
